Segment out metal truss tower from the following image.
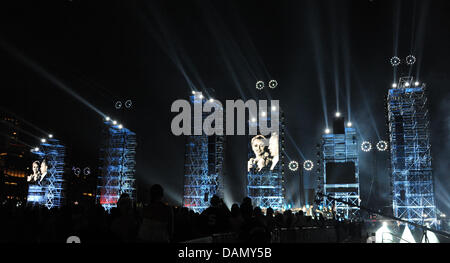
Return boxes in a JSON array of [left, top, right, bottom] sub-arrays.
[[27, 138, 66, 209], [319, 117, 360, 219], [96, 122, 137, 211], [387, 77, 437, 228], [247, 110, 285, 211], [183, 93, 225, 213]]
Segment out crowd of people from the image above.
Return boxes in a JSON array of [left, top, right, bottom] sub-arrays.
[[0, 184, 363, 243]]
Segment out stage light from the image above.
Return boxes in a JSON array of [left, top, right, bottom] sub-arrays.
[[41, 139, 46, 143], [209, 98, 214, 103], [115, 101, 122, 109], [303, 160, 314, 171], [48, 134, 53, 138], [34, 147, 39, 152], [112, 120, 117, 125], [256, 81, 264, 90], [288, 161, 299, 171], [376, 140, 388, 151], [125, 100, 132, 109], [325, 128, 330, 134], [192, 91, 196, 95], [269, 80, 278, 89], [405, 82, 410, 87], [347, 122, 353, 127], [406, 55, 416, 65], [361, 141, 372, 152], [199, 94, 204, 99], [271, 106, 277, 111], [251, 117, 257, 123], [390, 56, 401, 67], [392, 83, 398, 88], [415, 81, 420, 86], [335, 112, 341, 117], [261, 111, 266, 117], [118, 124, 123, 129], [105, 116, 110, 121], [83, 167, 91, 175]]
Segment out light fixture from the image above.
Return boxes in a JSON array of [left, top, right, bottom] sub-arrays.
[[325, 128, 330, 134], [335, 112, 341, 117], [209, 98, 214, 102], [105, 116, 110, 121], [112, 120, 117, 125], [261, 111, 266, 117], [415, 81, 420, 86], [41, 139, 46, 143], [303, 160, 314, 171], [376, 140, 388, 151], [392, 83, 397, 88], [390, 56, 401, 67], [361, 141, 372, 152], [256, 81, 264, 90], [405, 82, 410, 87], [48, 134, 53, 138], [271, 106, 277, 111], [34, 147, 39, 152], [347, 122, 353, 127], [192, 91, 196, 95], [251, 117, 257, 123], [118, 124, 123, 129], [288, 161, 299, 171], [268, 80, 278, 89]]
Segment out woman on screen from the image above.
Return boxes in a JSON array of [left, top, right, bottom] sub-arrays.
[[27, 161, 41, 183]]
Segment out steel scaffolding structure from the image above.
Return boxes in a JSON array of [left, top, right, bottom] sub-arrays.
[[183, 94, 224, 213], [319, 119, 360, 219], [27, 138, 66, 209], [387, 77, 437, 228], [96, 122, 137, 211], [247, 112, 285, 210]]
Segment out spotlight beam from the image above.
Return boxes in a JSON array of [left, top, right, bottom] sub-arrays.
[[0, 39, 106, 118]]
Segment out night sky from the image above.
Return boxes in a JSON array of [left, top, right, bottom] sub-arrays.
[[0, 0, 449, 214]]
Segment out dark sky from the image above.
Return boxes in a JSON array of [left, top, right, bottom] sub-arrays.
[[0, 0, 449, 213]]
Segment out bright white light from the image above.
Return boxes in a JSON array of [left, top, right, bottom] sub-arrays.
[[271, 106, 277, 111], [192, 91, 196, 95], [112, 120, 117, 125], [361, 141, 372, 152], [422, 230, 440, 243], [105, 116, 110, 121], [347, 122, 353, 127], [48, 134, 53, 138], [288, 161, 299, 171], [118, 124, 123, 129], [405, 82, 410, 87], [41, 139, 46, 143], [34, 147, 39, 152], [415, 81, 420, 86], [199, 94, 204, 99], [303, 160, 314, 171], [390, 56, 401, 67], [325, 128, 330, 134], [251, 117, 257, 123], [392, 83, 397, 88], [209, 98, 214, 102], [376, 223, 393, 243], [376, 140, 388, 151], [401, 226, 416, 243], [335, 112, 341, 117], [261, 111, 266, 117], [406, 55, 416, 65]]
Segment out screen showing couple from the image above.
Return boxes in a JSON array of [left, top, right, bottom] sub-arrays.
[[248, 132, 279, 173]]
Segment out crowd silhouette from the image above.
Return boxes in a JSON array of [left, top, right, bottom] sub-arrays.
[[0, 184, 364, 243]]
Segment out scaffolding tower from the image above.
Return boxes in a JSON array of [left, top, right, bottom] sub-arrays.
[[27, 138, 66, 209], [387, 77, 437, 228], [183, 93, 225, 213], [319, 117, 360, 219], [96, 122, 137, 211], [247, 111, 285, 210]]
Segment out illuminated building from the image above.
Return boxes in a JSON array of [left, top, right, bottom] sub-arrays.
[[183, 93, 225, 213], [0, 115, 31, 204], [318, 115, 360, 219], [96, 121, 137, 211], [247, 110, 285, 210], [387, 77, 437, 228]]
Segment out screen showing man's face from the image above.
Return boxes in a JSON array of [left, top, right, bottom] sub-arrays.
[[40, 161, 48, 175]]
